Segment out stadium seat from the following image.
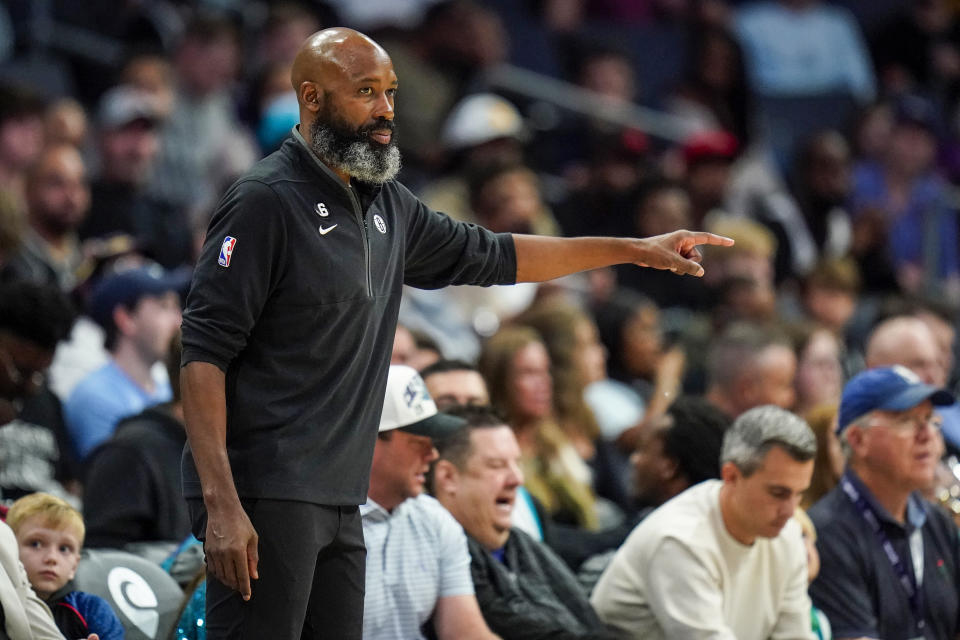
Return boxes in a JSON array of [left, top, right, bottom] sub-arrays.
[[73, 548, 184, 640]]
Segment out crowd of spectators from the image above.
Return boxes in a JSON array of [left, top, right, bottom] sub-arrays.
[[1, 0, 960, 638]]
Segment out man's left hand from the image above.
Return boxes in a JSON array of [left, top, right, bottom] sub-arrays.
[[631, 230, 734, 277]]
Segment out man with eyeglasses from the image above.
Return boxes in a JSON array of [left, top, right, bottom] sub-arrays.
[[810, 366, 960, 640], [0, 281, 77, 502]]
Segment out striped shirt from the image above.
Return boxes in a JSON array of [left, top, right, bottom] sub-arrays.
[[361, 494, 474, 639]]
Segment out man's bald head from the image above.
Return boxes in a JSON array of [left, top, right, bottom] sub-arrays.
[[290, 27, 400, 184], [291, 28, 391, 116], [866, 316, 943, 385]]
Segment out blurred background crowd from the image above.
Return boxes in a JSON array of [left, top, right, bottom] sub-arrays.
[[2, 0, 960, 637]]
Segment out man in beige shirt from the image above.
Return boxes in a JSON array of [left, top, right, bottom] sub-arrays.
[[591, 405, 816, 640]]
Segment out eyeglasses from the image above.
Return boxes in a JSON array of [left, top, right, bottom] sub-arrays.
[[873, 411, 941, 436], [0, 345, 45, 392]]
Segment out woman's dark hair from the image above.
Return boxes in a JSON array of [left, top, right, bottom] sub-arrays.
[[682, 26, 753, 146]]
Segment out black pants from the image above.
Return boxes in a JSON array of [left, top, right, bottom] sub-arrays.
[[188, 499, 366, 640]]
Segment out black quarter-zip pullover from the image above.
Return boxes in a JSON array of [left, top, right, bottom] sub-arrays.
[[180, 136, 516, 505]]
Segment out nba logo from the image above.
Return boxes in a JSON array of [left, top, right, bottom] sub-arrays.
[[218, 236, 237, 267]]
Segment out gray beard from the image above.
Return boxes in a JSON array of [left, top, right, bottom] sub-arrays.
[[309, 119, 401, 184]]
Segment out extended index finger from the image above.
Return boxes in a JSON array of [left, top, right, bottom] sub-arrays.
[[231, 548, 253, 601], [686, 232, 735, 247]]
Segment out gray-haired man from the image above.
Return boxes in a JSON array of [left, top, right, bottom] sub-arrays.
[[810, 366, 958, 640], [591, 405, 816, 640]]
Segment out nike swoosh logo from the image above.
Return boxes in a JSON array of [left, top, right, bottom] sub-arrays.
[[318, 224, 338, 235]]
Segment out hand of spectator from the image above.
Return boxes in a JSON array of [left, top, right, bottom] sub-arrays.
[[631, 230, 734, 277], [82, 635, 99, 640], [654, 346, 685, 393], [615, 346, 686, 452], [205, 502, 259, 601]]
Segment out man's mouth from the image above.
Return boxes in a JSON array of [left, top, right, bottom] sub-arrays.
[[414, 465, 430, 484], [360, 118, 394, 145], [369, 130, 392, 144]]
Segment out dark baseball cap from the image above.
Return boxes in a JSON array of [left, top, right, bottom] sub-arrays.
[[88, 265, 190, 329], [837, 366, 954, 434]]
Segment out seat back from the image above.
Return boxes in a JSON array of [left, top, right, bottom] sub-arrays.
[[73, 549, 184, 640]]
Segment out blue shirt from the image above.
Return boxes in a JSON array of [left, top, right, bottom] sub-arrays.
[[851, 161, 960, 281], [809, 470, 960, 639], [64, 361, 171, 459], [735, 2, 875, 101]]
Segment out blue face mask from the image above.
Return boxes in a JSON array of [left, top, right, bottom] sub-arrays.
[[258, 92, 300, 153]]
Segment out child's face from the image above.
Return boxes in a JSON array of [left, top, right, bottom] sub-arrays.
[[16, 516, 81, 599]]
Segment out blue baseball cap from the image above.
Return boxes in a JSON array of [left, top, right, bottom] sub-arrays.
[[88, 264, 190, 329], [837, 366, 955, 434]]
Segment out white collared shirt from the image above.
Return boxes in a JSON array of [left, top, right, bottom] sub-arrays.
[[361, 494, 474, 639]]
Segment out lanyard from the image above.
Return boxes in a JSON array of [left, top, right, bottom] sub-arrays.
[[841, 475, 927, 633]]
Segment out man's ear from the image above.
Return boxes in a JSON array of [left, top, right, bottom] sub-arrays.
[[112, 304, 135, 337], [432, 459, 459, 496], [300, 82, 321, 112], [721, 460, 740, 486], [658, 456, 680, 482], [844, 424, 865, 457]]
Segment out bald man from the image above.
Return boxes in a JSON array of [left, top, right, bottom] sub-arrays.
[[866, 316, 943, 385], [866, 314, 960, 450], [180, 27, 733, 639]]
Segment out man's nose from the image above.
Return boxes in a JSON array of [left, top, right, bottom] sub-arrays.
[[780, 496, 800, 519], [507, 461, 524, 487], [373, 92, 394, 120]]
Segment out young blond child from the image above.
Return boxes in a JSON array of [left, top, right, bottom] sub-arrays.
[[7, 493, 124, 640]]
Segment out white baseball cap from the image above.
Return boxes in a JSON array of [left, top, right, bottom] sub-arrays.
[[379, 365, 467, 438], [441, 93, 526, 151], [98, 85, 162, 130]]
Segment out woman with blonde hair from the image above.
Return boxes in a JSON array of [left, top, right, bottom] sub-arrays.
[[788, 323, 844, 417], [515, 300, 604, 458], [479, 325, 598, 529], [801, 403, 844, 509]]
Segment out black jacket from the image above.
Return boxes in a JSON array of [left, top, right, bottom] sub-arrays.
[[180, 135, 516, 505], [469, 528, 625, 639], [84, 405, 190, 548]]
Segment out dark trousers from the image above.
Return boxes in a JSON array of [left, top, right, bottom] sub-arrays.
[[189, 499, 366, 640]]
